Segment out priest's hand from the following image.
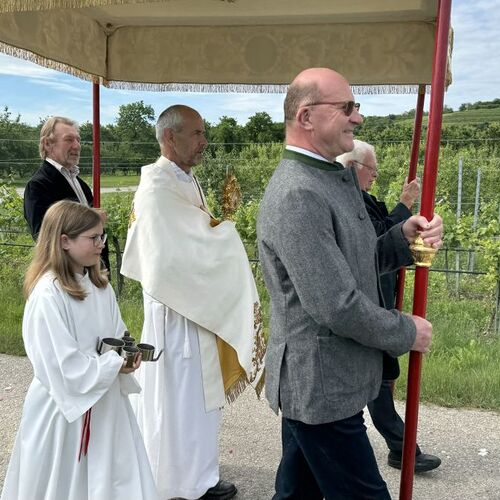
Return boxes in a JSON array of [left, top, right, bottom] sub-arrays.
[[402, 213, 443, 249], [119, 353, 142, 373]]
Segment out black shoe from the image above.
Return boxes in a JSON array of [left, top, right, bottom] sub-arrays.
[[200, 479, 237, 500], [388, 451, 441, 473]]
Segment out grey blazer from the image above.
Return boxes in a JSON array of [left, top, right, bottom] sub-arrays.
[[257, 150, 416, 425]]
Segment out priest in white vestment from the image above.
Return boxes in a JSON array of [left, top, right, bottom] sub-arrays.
[[121, 105, 265, 500]]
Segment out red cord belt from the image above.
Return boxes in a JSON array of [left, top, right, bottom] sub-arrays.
[[78, 408, 92, 462]]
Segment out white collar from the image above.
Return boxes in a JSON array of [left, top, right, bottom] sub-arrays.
[[285, 145, 332, 164], [46, 157, 79, 177], [159, 155, 193, 183]]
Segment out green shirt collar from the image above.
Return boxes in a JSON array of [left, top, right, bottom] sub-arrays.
[[283, 148, 344, 171]]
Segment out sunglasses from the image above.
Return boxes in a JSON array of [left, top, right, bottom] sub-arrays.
[[306, 101, 361, 116]]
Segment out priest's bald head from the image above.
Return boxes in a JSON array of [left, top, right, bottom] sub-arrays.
[[156, 105, 208, 173]]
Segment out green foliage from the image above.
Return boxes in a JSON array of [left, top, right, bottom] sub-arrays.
[[244, 112, 284, 144], [101, 192, 135, 244], [232, 199, 260, 256], [115, 101, 155, 143], [0, 182, 25, 232], [81, 175, 139, 188], [459, 98, 500, 112], [396, 293, 500, 409], [0, 245, 31, 356], [235, 143, 282, 201], [208, 116, 244, 152], [0, 107, 39, 179]]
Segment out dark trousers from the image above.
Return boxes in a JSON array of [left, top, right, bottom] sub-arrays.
[[273, 412, 391, 500], [367, 380, 422, 456]]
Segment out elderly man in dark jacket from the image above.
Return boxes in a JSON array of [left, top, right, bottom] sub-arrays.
[[257, 68, 443, 499], [338, 139, 441, 474], [24, 116, 110, 273]]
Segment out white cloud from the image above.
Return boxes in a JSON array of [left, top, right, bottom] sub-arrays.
[[0, 54, 59, 80], [27, 78, 86, 95]]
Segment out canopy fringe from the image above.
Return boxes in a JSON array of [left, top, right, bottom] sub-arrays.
[[108, 81, 291, 93], [352, 84, 430, 95], [0, 42, 98, 82], [1, 0, 157, 13], [108, 81, 430, 94], [0, 0, 234, 14]]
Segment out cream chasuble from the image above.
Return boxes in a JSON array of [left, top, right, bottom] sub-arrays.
[[121, 155, 266, 411]]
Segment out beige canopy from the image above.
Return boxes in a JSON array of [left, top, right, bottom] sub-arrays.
[[0, 0, 450, 93]]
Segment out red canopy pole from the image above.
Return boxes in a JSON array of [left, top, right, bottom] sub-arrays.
[[399, 1, 452, 498], [92, 81, 101, 208], [395, 85, 426, 311]]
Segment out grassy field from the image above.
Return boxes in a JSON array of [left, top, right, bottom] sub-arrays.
[[395, 298, 500, 410], [11, 175, 140, 189], [81, 175, 140, 188]]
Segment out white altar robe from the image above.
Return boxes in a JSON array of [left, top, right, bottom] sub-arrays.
[[132, 292, 221, 500], [1, 273, 158, 500]]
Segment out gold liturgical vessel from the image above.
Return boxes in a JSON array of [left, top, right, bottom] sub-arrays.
[[410, 235, 438, 267]]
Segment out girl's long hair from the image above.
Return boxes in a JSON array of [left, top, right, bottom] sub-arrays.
[[24, 200, 108, 300]]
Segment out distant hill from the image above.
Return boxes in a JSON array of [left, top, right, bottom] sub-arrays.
[[396, 107, 500, 126]]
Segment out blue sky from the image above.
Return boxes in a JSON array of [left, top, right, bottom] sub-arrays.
[[0, 0, 498, 126]]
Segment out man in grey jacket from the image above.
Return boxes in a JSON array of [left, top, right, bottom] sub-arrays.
[[257, 68, 443, 499]]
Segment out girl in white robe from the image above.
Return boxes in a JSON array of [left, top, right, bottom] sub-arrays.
[[1, 200, 158, 500]]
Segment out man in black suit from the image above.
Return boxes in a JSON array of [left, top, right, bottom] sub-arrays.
[[338, 139, 441, 473], [24, 116, 110, 272]]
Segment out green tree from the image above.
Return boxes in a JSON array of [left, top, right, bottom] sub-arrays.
[[113, 101, 158, 175], [115, 101, 155, 142], [243, 112, 283, 143], [209, 116, 244, 152], [0, 107, 38, 179]]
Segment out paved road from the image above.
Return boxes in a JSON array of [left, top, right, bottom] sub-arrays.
[[1, 353, 499, 499]]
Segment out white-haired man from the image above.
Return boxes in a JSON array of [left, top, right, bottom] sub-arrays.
[[337, 139, 441, 473]]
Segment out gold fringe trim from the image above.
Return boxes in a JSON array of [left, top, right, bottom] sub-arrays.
[[1, 0, 235, 12], [225, 376, 248, 405], [254, 369, 265, 400], [0, 0, 154, 14], [0, 42, 98, 83], [224, 370, 265, 405]]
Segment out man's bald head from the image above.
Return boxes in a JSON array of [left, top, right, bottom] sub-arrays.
[[283, 68, 363, 160], [284, 68, 351, 122]]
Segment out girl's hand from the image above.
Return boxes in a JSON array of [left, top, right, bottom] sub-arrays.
[[119, 352, 142, 373]]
